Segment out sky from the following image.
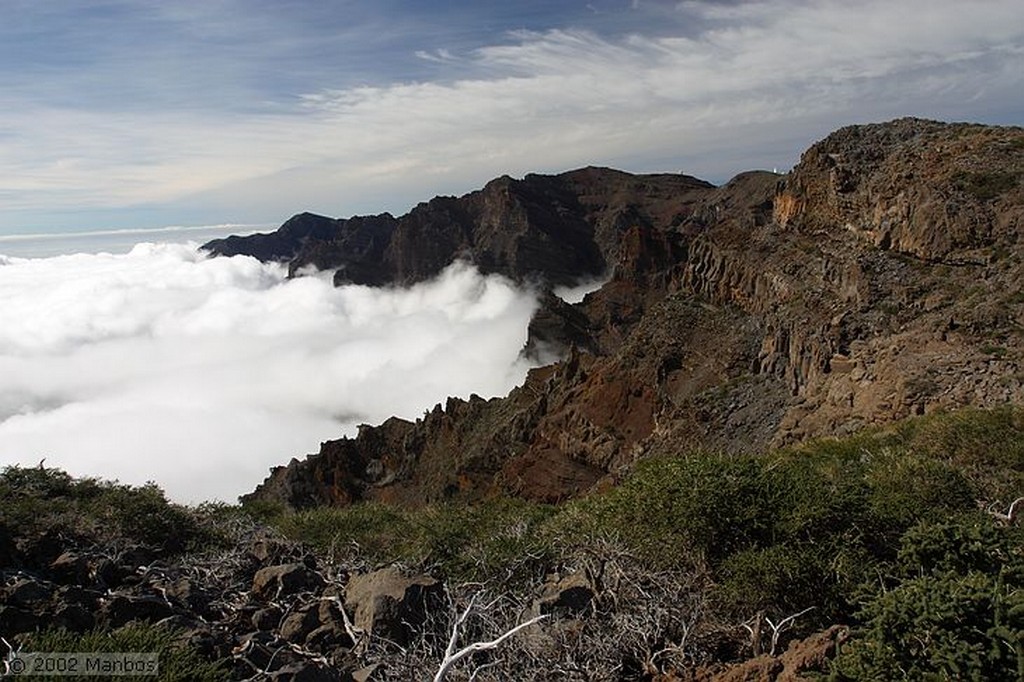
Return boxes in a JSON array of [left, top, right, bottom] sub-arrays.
[[2, 0, 1022, 235], [0, 248, 540, 502]]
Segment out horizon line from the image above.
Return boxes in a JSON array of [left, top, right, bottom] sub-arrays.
[[0, 222, 274, 243]]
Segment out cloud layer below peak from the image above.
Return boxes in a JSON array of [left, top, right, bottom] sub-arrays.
[[0, 244, 539, 502]]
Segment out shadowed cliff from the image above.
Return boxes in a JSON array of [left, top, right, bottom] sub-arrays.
[[213, 118, 1024, 510]]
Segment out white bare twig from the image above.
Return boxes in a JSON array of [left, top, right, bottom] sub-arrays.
[[432, 593, 549, 682], [2, 636, 20, 663], [765, 606, 815, 656], [334, 597, 365, 651], [442, 593, 478, 662], [740, 613, 764, 656], [987, 497, 1024, 524], [467, 660, 499, 681]]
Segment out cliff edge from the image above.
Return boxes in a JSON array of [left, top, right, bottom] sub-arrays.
[[216, 118, 1024, 509]]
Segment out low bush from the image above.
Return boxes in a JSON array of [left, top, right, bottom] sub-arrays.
[[0, 465, 220, 556], [831, 514, 1024, 681], [270, 500, 413, 564], [951, 170, 1019, 202], [894, 405, 1024, 502], [556, 453, 783, 568], [266, 496, 555, 582]]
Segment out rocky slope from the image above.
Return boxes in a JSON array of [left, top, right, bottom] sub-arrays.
[[5, 463, 880, 681], [213, 117, 1024, 510]]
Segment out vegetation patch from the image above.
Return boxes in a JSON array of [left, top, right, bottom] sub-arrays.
[[0, 466, 222, 556], [830, 514, 1024, 681], [951, 170, 1019, 202], [3, 406, 1023, 679], [262, 497, 557, 583]]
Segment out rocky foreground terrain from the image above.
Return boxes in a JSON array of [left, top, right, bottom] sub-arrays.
[[214, 117, 1024, 511], [3, 118, 1023, 681]]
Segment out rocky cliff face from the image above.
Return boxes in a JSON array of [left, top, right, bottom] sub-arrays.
[[205, 167, 713, 289], [227, 118, 1024, 510], [776, 118, 1024, 262]]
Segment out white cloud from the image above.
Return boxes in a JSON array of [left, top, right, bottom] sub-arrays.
[[0, 244, 539, 502], [415, 48, 457, 63], [2, 0, 1021, 230]]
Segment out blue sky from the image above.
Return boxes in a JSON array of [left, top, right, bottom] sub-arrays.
[[2, 0, 1022, 235]]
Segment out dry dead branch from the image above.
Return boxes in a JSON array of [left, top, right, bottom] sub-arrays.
[[432, 592, 548, 682]]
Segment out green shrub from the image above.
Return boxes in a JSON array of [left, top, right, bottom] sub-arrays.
[[715, 543, 825, 618], [272, 497, 555, 582], [831, 515, 1024, 681], [561, 453, 783, 567], [768, 450, 871, 543], [895, 514, 1017, 576], [833, 571, 1016, 680], [273, 501, 414, 564], [863, 448, 975, 539], [84, 483, 206, 553], [411, 498, 556, 580], [0, 466, 219, 556], [235, 497, 289, 523], [951, 170, 1019, 202], [896, 406, 1024, 501]]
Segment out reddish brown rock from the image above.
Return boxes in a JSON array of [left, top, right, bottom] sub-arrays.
[[683, 625, 849, 681], [242, 118, 1024, 512]]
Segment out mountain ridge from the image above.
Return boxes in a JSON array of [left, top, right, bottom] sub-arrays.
[[204, 166, 715, 291], [205, 117, 1024, 510]]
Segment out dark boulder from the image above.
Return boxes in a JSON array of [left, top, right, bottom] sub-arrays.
[[252, 563, 325, 601], [100, 593, 175, 628], [50, 550, 116, 588], [4, 577, 53, 607], [534, 570, 596, 617], [252, 605, 283, 631], [344, 567, 443, 645], [0, 522, 19, 568]]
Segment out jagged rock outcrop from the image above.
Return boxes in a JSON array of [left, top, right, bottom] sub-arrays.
[[241, 118, 1024, 511], [776, 118, 1024, 263], [207, 212, 364, 263], [204, 167, 714, 290]]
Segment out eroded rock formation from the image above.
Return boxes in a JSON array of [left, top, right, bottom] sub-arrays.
[[205, 167, 713, 289], [223, 118, 1024, 510]]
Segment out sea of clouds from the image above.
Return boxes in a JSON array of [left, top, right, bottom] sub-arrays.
[[0, 242, 540, 503]]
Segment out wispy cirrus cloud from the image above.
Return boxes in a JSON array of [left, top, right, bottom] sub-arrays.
[[1, 0, 1021, 233]]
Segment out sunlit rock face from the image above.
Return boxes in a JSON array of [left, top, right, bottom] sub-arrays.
[[239, 118, 1024, 511]]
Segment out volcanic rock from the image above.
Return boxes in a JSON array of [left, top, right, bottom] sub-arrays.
[[242, 118, 1024, 511], [533, 570, 596, 617], [343, 567, 443, 645], [252, 563, 325, 601]]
